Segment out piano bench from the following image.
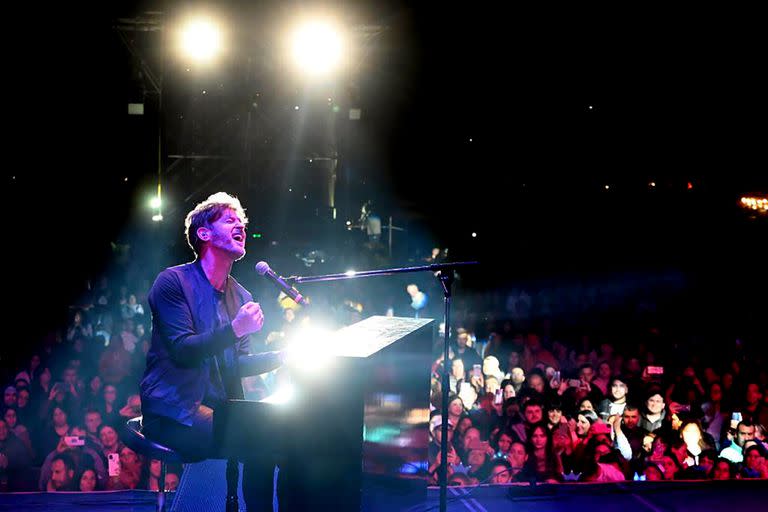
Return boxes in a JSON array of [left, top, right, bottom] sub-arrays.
[[124, 416, 183, 512]]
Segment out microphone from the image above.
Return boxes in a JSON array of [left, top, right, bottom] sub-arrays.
[[255, 261, 308, 305]]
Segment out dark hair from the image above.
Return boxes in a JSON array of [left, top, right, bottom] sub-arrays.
[[645, 386, 664, 402], [185, 192, 248, 256], [97, 423, 118, 437], [737, 420, 755, 431], [623, 403, 641, 413], [679, 419, 712, 452], [49, 405, 68, 423], [521, 422, 561, 482], [77, 467, 101, 491], [491, 429, 515, 451], [522, 398, 544, 412], [578, 409, 599, 425], [744, 444, 767, 458], [709, 458, 735, 479], [546, 400, 563, 412], [52, 452, 75, 472]]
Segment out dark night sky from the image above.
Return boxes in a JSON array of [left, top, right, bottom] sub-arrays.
[[4, 2, 766, 345]]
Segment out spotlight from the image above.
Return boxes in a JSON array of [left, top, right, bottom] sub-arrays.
[[179, 17, 223, 62], [149, 196, 162, 209], [289, 20, 345, 76]]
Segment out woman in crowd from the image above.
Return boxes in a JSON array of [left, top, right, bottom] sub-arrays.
[[78, 467, 100, 492], [518, 422, 563, 483], [678, 419, 715, 467]]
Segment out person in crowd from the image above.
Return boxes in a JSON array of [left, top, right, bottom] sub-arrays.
[[84, 409, 104, 448], [511, 398, 545, 443], [740, 444, 768, 479], [591, 361, 613, 396], [144, 459, 182, 491], [66, 310, 93, 342], [15, 388, 33, 428], [504, 440, 528, 481], [598, 377, 629, 420], [3, 408, 32, 459], [14, 354, 42, 388], [105, 445, 144, 490], [639, 388, 667, 433], [453, 330, 482, 371], [613, 405, 647, 471], [98, 424, 124, 466], [517, 422, 563, 483], [742, 383, 767, 427], [78, 467, 100, 492], [720, 420, 755, 463], [0, 419, 33, 491], [492, 430, 515, 459], [98, 385, 121, 427], [579, 437, 626, 482], [38, 425, 106, 491], [488, 458, 513, 484], [678, 419, 715, 467], [709, 458, 735, 480], [37, 406, 70, 464], [2, 387, 18, 414], [46, 452, 77, 491], [701, 382, 727, 450]]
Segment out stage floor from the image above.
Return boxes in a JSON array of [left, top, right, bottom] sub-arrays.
[[1, 480, 767, 511], [420, 480, 768, 512]]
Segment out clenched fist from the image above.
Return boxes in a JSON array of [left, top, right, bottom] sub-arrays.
[[231, 301, 264, 338]]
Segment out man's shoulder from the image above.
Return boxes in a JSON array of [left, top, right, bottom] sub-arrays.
[[153, 262, 197, 284], [166, 261, 198, 275]]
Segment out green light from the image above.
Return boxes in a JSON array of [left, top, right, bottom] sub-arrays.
[[251, 233, 262, 239]]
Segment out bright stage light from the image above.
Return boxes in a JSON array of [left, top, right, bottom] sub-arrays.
[[260, 325, 335, 405], [179, 17, 223, 62], [290, 20, 345, 76], [149, 196, 162, 209], [152, 214, 164, 222], [283, 326, 335, 374]]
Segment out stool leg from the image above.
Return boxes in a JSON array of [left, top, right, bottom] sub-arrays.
[[158, 460, 167, 512], [226, 458, 239, 512]]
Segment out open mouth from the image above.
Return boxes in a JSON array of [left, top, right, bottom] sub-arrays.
[[232, 233, 244, 243]]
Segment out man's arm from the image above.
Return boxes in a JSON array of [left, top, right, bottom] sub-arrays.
[[150, 271, 239, 365], [238, 351, 284, 376]]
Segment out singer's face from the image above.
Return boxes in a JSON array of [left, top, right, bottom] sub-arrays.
[[209, 208, 247, 260]]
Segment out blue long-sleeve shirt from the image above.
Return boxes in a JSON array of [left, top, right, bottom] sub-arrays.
[[140, 261, 281, 426]]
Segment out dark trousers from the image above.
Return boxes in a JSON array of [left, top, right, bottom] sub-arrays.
[[143, 407, 283, 511]]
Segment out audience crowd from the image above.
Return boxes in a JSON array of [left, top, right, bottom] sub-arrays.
[[426, 325, 768, 486], [1, 258, 766, 493]]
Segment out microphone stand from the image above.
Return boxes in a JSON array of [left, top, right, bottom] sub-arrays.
[[291, 261, 477, 512]]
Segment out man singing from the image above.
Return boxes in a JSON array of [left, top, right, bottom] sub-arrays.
[[140, 192, 284, 508]]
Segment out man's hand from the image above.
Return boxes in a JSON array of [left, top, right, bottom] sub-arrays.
[[231, 302, 264, 338], [612, 414, 623, 434]]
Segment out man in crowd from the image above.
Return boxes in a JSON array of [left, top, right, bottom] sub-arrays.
[[720, 420, 755, 464]]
